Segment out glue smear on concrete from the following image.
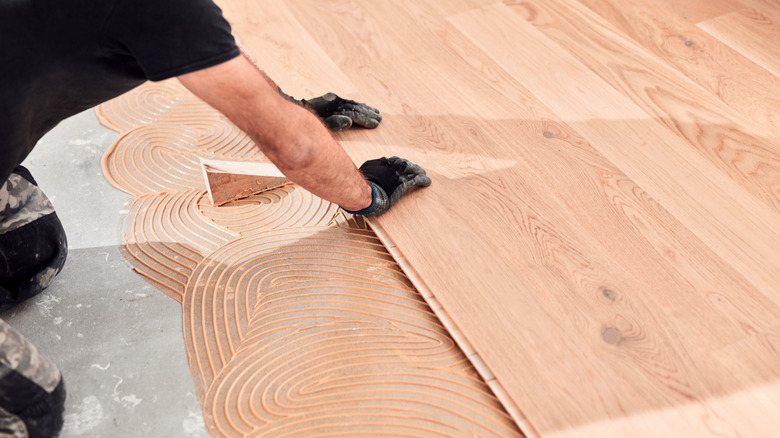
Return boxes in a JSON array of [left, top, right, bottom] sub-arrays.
[[96, 80, 522, 437]]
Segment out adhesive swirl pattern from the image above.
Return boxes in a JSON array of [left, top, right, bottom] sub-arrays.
[[97, 80, 522, 437]]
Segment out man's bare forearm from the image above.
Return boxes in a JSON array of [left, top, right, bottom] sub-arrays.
[[247, 95, 374, 211]]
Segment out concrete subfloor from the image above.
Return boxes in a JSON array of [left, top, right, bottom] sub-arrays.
[[0, 109, 211, 437]]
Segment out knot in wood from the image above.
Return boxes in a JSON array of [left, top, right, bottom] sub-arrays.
[[602, 327, 622, 345]]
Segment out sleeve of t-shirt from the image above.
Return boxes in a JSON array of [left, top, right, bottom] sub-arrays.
[[106, 0, 241, 81]]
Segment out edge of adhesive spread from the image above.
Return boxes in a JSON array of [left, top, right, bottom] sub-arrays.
[[97, 80, 523, 437], [369, 221, 538, 438]]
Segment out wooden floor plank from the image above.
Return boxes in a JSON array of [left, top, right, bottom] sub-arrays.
[[739, 0, 780, 22], [651, 0, 746, 23], [445, 3, 780, 435], [575, 0, 780, 137], [215, 0, 356, 97], [448, 4, 780, 286], [699, 6, 780, 79], [211, 0, 780, 436], [508, 0, 780, 217]]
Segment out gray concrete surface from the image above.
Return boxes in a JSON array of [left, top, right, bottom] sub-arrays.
[[0, 110, 211, 437]]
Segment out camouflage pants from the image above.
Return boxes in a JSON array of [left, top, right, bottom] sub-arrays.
[[0, 166, 68, 307], [0, 319, 65, 438], [0, 167, 67, 437]]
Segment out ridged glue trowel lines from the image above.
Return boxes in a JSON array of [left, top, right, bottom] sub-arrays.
[[208, 351, 521, 438], [198, 186, 351, 233], [195, 121, 259, 159], [98, 79, 264, 196], [101, 124, 206, 195], [182, 227, 393, 387], [101, 121, 264, 196], [97, 79, 260, 160], [183, 228, 520, 438], [95, 80, 192, 132], [95, 80, 224, 133], [121, 189, 240, 302]]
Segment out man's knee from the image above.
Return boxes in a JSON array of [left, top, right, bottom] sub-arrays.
[[0, 166, 68, 307]]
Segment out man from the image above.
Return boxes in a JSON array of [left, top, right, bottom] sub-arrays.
[[0, 0, 431, 435]]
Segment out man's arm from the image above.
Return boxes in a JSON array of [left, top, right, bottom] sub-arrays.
[[178, 55, 373, 211]]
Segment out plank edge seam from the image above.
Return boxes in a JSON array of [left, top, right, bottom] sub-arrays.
[[367, 218, 540, 438]]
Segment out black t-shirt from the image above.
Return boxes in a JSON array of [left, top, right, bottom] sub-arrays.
[[0, 0, 241, 183]]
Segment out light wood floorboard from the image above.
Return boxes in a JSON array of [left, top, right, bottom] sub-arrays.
[[214, 0, 780, 436], [577, 0, 780, 137], [653, 0, 746, 23], [699, 4, 780, 78]]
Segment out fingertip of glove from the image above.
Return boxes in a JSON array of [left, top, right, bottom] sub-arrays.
[[388, 157, 427, 176], [325, 115, 353, 131], [361, 118, 381, 129], [363, 107, 382, 122], [335, 109, 381, 129], [416, 175, 432, 187]]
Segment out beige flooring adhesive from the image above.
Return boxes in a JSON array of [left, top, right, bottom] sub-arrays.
[[96, 80, 522, 437]]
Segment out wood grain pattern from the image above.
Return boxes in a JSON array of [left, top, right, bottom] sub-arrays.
[[574, 0, 780, 137], [215, 0, 356, 97], [508, 0, 780, 213], [212, 0, 780, 436], [652, 0, 746, 23], [699, 5, 780, 78]]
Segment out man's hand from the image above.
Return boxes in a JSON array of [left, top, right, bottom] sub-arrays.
[[301, 93, 382, 131], [345, 157, 432, 216]]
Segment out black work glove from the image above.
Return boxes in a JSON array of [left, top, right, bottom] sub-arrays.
[[301, 93, 382, 131], [344, 157, 432, 216]]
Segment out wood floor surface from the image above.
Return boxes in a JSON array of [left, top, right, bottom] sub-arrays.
[[213, 0, 780, 436]]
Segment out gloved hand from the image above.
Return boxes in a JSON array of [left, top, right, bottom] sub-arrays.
[[344, 157, 432, 216], [301, 93, 382, 131]]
